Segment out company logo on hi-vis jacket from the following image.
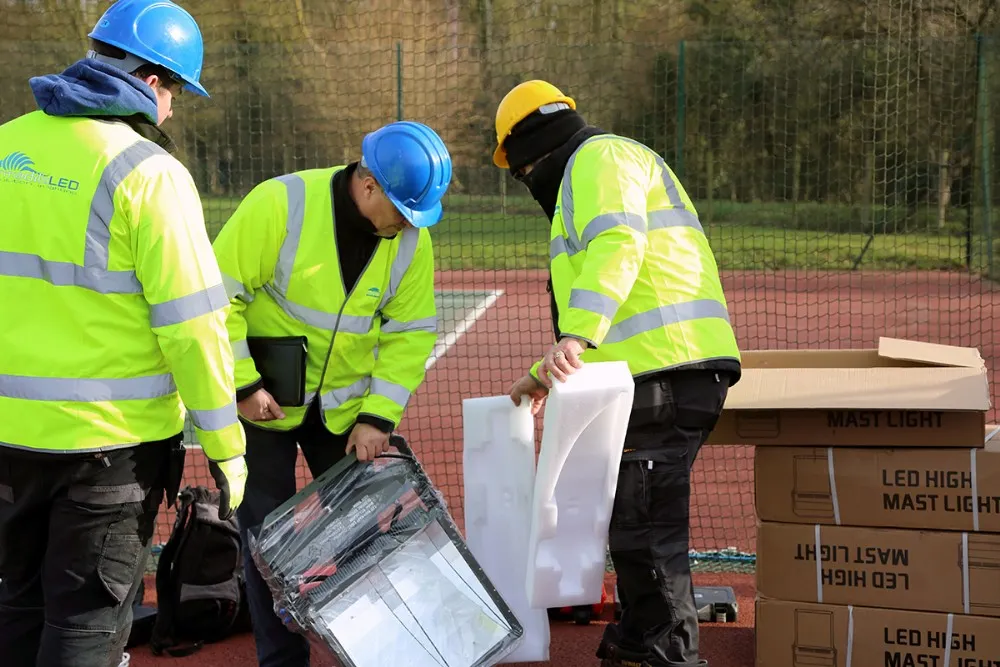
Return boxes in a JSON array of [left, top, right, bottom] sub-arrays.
[[366, 286, 381, 298], [0, 152, 80, 193]]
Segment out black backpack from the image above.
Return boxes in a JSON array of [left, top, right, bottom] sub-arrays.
[[150, 485, 252, 657]]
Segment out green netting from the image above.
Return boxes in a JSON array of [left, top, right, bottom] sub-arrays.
[[3, 1, 999, 576]]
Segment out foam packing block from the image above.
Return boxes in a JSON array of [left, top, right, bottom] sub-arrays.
[[462, 396, 551, 663], [526, 361, 635, 609]]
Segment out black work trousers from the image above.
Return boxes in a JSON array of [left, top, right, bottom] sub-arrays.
[[601, 369, 731, 667], [0, 435, 179, 667], [237, 401, 350, 667]]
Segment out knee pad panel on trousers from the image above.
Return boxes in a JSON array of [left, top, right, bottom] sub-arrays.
[[609, 457, 691, 556], [96, 532, 145, 608]]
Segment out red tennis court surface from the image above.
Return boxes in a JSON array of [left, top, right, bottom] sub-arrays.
[[133, 268, 999, 667], [130, 571, 755, 667]]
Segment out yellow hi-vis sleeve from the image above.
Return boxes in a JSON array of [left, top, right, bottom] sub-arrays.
[[557, 140, 650, 348], [211, 178, 288, 394], [130, 155, 246, 463], [359, 228, 437, 428]]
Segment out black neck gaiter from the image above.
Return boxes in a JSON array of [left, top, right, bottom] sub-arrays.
[[505, 109, 607, 220], [504, 109, 585, 173]]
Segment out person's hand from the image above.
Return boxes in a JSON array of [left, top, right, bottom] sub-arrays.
[[346, 422, 391, 461], [275, 605, 303, 634], [536, 337, 586, 388], [237, 388, 285, 421], [509, 374, 549, 415], [208, 455, 248, 520]]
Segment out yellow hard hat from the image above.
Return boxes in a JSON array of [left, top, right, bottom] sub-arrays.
[[492, 79, 576, 168]]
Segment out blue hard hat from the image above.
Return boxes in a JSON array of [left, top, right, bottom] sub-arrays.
[[361, 121, 453, 229], [89, 0, 209, 97]]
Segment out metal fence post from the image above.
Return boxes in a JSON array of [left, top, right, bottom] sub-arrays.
[[978, 34, 994, 278], [676, 40, 686, 181], [396, 41, 403, 122]]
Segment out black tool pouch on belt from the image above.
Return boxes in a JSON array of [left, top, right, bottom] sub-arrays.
[[621, 370, 729, 464]]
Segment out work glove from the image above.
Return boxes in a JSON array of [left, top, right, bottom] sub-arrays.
[[208, 456, 248, 521]]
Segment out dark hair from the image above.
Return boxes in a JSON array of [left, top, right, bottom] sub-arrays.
[[89, 38, 182, 92]]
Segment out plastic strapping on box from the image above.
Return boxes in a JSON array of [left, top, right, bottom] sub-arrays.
[[826, 447, 842, 525], [943, 613, 954, 667], [844, 605, 855, 667], [970, 449, 980, 531], [814, 524, 823, 603], [961, 532, 970, 614]]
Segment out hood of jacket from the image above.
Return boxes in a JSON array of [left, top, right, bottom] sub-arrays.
[[30, 58, 160, 125], [27, 58, 176, 151]]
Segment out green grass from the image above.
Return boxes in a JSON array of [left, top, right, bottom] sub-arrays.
[[430, 213, 974, 272], [201, 196, 993, 273]]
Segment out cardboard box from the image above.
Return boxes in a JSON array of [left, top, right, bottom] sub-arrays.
[[756, 597, 1000, 667], [707, 337, 989, 447], [756, 521, 1000, 617], [755, 426, 1000, 531]]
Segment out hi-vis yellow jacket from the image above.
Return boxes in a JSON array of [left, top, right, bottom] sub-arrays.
[[0, 111, 246, 462], [212, 166, 437, 434], [533, 134, 741, 380]]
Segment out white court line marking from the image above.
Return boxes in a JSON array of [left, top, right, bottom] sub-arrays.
[[426, 288, 505, 370], [182, 288, 505, 449]]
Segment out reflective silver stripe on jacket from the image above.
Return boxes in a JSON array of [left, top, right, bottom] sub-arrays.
[[0, 373, 176, 401], [263, 173, 434, 335], [371, 378, 411, 407], [272, 173, 306, 295], [318, 376, 412, 413], [1, 140, 162, 294], [551, 135, 704, 261], [261, 284, 372, 333], [380, 316, 437, 334], [377, 227, 437, 334], [568, 288, 620, 320], [0, 371, 236, 431], [0, 374, 237, 432], [600, 299, 732, 346], [565, 291, 730, 340], [149, 283, 230, 329], [188, 399, 240, 432], [222, 273, 250, 302], [319, 377, 369, 411], [231, 339, 251, 360], [376, 226, 419, 311]]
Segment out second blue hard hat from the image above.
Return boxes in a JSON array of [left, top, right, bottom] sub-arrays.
[[89, 0, 209, 97], [361, 121, 453, 229]]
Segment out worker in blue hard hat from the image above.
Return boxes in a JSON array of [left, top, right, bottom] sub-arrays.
[[211, 119, 452, 667], [0, 1, 247, 666]]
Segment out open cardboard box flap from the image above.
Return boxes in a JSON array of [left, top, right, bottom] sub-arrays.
[[728, 337, 990, 412], [875, 337, 986, 369]]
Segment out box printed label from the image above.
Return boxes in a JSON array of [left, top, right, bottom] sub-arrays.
[[794, 541, 912, 592]]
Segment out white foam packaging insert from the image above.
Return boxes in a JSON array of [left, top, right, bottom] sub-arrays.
[[462, 396, 551, 663], [526, 361, 635, 609]]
